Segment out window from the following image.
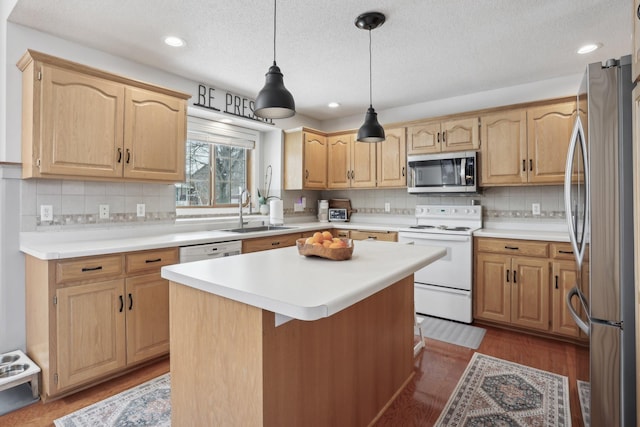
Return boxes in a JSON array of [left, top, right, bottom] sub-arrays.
[[176, 117, 255, 207]]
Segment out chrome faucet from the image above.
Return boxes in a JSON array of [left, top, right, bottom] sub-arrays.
[[239, 187, 250, 228]]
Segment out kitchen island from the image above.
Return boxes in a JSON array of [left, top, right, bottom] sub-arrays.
[[161, 240, 445, 427]]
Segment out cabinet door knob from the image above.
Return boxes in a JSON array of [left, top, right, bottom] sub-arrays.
[[437, 132, 440, 143], [555, 275, 559, 289], [128, 293, 133, 310], [305, 169, 309, 179], [402, 166, 405, 177], [119, 295, 124, 313], [506, 270, 510, 283], [117, 148, 123, 163], [442, 131, 446, 143], [513, 270, 517, 283], [637, 4, 640, 19], [126, 149, 131, 164], [529, 159, 533, 171], [522, 159, 526, 172]]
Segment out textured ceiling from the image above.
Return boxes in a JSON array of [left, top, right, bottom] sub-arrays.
[[8, 0, 633, 121]]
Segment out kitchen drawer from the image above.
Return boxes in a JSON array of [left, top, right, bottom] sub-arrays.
[[350, 230, 398, 242], [242, 233, 302, 253], [335, 230, 350, 238], [550, 242, 589, 261], [475, 237, 548, 258], [55, 254, 124, 285], [126, 248, 179, 274]]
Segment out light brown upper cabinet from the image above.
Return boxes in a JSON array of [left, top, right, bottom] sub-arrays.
[[327, 133, 376, 189], [284, 128, 327, 190], [407, 117, 479, 155], [377, 127, 407, 188], [634, 0, 640, 82], [17, 50, 190, 183], [479, 100, 577, 186]]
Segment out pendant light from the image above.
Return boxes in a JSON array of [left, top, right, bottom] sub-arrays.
[[254, 0, 295, 119], [355, 12, 386, 142]]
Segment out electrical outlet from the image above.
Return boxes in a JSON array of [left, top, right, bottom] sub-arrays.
[[301, 197, 306, 208], [99, 204, 110, 219], [384, 202, 391, 212], [136, 204, 146, 217], [40, 205, 53, 221], [532, 203, 541, 215]]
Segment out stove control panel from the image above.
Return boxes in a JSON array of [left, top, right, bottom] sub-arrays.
[[415, 205, 481, 219]]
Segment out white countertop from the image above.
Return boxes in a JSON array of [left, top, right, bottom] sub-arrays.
[[19, 220, 407, 260], [161, 240, 445, 321]]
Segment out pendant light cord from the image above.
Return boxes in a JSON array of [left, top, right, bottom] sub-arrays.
[[368, 28, 373, 108], [273, 0, 277, 65]]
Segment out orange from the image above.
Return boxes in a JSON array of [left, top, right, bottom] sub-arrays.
[[322, 231, 333, 241]]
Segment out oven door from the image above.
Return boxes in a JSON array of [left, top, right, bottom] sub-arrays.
[[398, 231, 472, 290]]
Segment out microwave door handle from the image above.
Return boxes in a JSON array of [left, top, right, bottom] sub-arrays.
[[459, 158, 466, 185]]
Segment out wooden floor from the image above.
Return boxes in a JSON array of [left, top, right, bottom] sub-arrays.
[[0, 325, 589, 427]]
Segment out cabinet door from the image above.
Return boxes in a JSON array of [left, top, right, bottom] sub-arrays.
[[442, 117, 479, 152], [303, 132, 327, 189], [474, 253, 511, 323], [527, 101, 576, 184], [327, 134, 351, 189], [510, 257, 549, 331], [123, 87, 186, 182], [56, 279, 126, 390], [125, 273, 170, 364], [479, 110, 527, 185], [551, 261, 582, 338], [376, 128, 406, 187], [407, 122, 440, 154], [351, 136, 377, 188], [634, 0, 640, 83], [40, 65, 124, 178]]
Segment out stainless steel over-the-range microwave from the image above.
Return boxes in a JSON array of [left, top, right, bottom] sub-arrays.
[[407, 151, 477, 194]]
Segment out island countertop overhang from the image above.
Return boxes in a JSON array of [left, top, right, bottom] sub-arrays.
[[161, 240, 445, 321]]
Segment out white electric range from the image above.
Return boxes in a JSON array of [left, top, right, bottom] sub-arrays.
[[398, 205, 482, 324]]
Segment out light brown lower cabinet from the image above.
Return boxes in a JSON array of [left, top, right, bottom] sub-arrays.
[[242, 232, 310, 253], [474, 237, 588, 342], [26, 247, 178, 400]]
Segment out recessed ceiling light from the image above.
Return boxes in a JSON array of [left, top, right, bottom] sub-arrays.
[[220, 118, 233, 124], [577, 43, 601, 54], [328, 102, 341, 108], [164, 36, 186, 47]]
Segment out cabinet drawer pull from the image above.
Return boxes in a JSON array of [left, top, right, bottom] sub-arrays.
[[442, 131, 446, 143], [117, 148, 123, 163], [145, 258, 162, 263], [402, 166, 405, 177], [128, 293, 133, 310], [504, 246, 519, 250], [437, 132, 440, 143], [119, 295, 124, 313], [271, 241, 280, 246], [558, 250, 574, 255], [513, 270, 517, 283], [506, 270, 510, 283], [126, 149, 131, 164], [555, 275, 559, 289], [529, 159, 533, 171], [81, 266, 103, 272], [522, 159, 526, 172]]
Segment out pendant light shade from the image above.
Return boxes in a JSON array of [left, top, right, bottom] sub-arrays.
[[255, 0, 295, 119], [357, 106, 385, 142], [355, 12, 386, 143]]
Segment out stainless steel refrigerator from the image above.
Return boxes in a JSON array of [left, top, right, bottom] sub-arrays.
[[565, 56, 636, 427]]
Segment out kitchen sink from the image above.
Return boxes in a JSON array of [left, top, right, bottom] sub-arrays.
[[223, 225, 295, 233]]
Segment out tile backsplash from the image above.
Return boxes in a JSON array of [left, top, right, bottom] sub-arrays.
[[21, 179, 176, 231], [21, 178, 565, 232]]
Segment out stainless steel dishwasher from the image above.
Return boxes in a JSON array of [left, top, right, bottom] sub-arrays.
[[179, 240, 242, 263]]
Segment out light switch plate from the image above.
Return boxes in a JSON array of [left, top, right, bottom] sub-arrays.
[[136, 203, 146, 217], [99, 204, 110, 219], [40, 205, 53, 221], [384, 202, 391, 212]]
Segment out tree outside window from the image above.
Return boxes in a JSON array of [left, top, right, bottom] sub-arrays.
[[176, 139, 248, 207]]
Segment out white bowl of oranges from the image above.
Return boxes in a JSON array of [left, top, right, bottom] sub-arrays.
[[297, 231, 354, 261]]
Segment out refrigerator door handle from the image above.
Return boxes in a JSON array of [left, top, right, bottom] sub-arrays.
[[564, 115, 589, 268], [566, 286, 590, 335]]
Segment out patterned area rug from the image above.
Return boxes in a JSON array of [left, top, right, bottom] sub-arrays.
[[54, 374, 170, 427], [577, 380, 590, 427], [435, 353, 571, 427]]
